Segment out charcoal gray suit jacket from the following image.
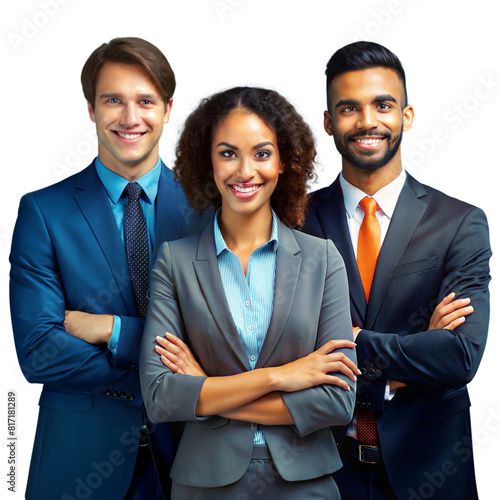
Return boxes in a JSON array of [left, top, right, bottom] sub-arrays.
[[140, 218, 356, 488]]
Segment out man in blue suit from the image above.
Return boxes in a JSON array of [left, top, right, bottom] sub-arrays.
[[10, 37, 210, 499], [303, 42, 491, 499]]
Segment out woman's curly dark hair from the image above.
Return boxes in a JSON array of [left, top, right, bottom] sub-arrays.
[[174, 87, 317, 228]]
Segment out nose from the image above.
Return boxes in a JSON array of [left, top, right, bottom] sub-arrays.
[[235, 156, 255, 181], [357, 107, 379, 130], [119, 103, 140, 127]]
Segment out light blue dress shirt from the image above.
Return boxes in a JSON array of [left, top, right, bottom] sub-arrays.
[[214, 210, 278, 445], [95, 156, 162, 355]]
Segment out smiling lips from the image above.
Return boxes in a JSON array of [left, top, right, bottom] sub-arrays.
[[352, 136, 386, 150], [113, 131, 146, 142], [229, 183, 263, 199]]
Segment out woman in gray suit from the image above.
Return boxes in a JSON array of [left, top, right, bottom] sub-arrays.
[[140, 87, 359, 499]]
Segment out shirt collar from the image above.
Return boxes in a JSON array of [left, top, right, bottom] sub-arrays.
[[214, 208, 279, 257], [94, 156, 162, 205], [339, 169, 406, 219]]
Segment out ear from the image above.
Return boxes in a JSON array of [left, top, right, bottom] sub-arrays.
[[324, 110, 333, 136], [163, 98, 174, 124], [402, 104, 414, 131], [87, 101, 96, 123]]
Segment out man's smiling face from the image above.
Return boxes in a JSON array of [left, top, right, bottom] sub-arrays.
[[325, 67, 412, 172], [88, 61, 172, 180]]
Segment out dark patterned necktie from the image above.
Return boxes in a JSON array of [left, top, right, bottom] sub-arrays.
[[123, 182, 149, 317]]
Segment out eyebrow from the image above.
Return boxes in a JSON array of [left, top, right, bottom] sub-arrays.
[[216, 141, 276, 150], [334, 94, 398, 109], [98, 93, 158, 100]]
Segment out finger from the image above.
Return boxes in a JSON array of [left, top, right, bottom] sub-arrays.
[[441, 316, 466, 331], [323, 375, 351, 391], [325, 353, 362, 375], [165, 332, 191, 351], [163, 333, 197, 360], [156, 336, 185, 357], [438, 306, 473, 329], [325, 361, 359, 382], [317, 339, 356, 355], [160, 355, 185, 374], [435, 298, 471, 320]]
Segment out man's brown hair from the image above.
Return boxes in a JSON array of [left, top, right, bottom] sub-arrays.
[[81, 37, 175, 109]]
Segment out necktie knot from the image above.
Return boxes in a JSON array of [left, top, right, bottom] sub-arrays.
[[359, 196, 378, 216], [124, 182, 143, 202]]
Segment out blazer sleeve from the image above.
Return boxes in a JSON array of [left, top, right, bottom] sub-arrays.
[[281, 240, 356, 437], [139, 241, 208, 424], [356, 206, 491, 401], [9, 193, 142, 403]]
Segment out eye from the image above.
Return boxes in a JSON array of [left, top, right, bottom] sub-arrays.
[[219, 149, 236, 158], [341, 106, 357, 114], [376, 103, 392, 111], [255, 150, 271, 159], [107, 98, 119, 104], [140, 99, 153, 105]]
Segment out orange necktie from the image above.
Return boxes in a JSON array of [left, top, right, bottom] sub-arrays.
[[357, 197, 380, 302]]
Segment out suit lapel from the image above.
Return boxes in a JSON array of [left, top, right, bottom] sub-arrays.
[[154, 162, 186, 250], [365, 175, 428, 327], [256, 222, 302, 369], [193, 224, 250, 370], [315, 179, 367, 323], [73, 162, 136, 316]]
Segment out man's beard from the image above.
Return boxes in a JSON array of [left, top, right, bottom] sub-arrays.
[[334, 127, 403, 171]]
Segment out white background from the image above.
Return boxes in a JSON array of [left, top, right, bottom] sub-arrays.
[[1, 0, 498, 498]]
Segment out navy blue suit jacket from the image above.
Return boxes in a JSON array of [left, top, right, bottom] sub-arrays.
[[302, 173, 491, 500], [10, 160, 211, 499]]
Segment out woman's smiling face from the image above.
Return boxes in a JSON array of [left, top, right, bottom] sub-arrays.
[[211, 108, 283, 219]]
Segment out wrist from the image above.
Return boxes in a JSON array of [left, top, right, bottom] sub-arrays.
[[266, 366, 283, 392]]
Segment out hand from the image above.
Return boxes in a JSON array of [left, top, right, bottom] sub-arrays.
[[389, 380, 407, 391], [155, 332, 207, 377], [272, 339, 360, 392], [428, 293, 473, 331], [64, 310, 114, 345]]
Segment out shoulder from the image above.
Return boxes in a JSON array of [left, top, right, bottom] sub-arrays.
[[406, 174, 487, 222], [286, 226, 345, 271], [307, 179, 339, 206], [16, 164, 97, 217], [154, 230, 206, 270]]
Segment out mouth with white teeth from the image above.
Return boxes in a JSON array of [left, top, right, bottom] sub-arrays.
[[350, 135, 387, 151], [354, 137, 383, 145], [113, 131, 146, 142], [229, 183, 263, 198]]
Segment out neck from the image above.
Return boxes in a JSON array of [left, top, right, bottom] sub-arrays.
[[342, 153, 402, 196], [218, 206, 273, 253], [98, 150, 159, 182]]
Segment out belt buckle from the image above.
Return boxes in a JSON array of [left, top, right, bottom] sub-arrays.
[[358, 443, 379, 464]]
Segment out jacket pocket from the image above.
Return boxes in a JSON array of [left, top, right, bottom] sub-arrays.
[[393, 256, 438, 278], [421, 386, 470, 424], [39, 388, 93, 412]]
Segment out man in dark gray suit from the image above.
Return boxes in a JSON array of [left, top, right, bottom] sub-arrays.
[[302, 41, 491, 500]]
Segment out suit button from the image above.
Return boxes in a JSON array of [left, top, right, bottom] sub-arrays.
[[110, 390, 118, 397], [103, 388, 111, 396], [375, 369, 382, 378], [367, 369, 376, 379], [127, 393, 134, 400], [360, 368, 367, 376]]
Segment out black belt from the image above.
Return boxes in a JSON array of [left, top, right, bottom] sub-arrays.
[[343, 437, 383, 464]]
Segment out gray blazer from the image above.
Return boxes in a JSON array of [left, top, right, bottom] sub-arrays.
[[139, 218, 356, 488]]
